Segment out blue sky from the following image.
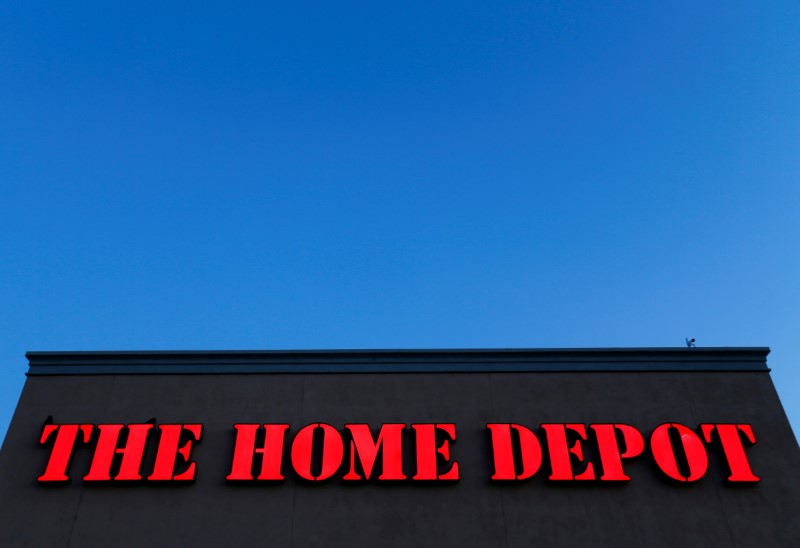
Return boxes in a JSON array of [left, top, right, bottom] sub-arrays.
[[1, 2, 798, 444]]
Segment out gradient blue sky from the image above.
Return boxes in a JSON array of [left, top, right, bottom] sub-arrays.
[[1, 2, 798, 444]]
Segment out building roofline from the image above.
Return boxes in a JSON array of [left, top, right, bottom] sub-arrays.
[[24, 347, 770, 375]]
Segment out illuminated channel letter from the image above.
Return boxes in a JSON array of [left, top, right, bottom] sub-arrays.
[[650, 423, 708, 483], [343, 424, 407, 481], [411, 423, 459, 481], [291, 423, 344, 481], [148, 424, 203, 481], [542, 423, 595, 481], [38, 422, 94, 483], [227, 424, 289, 481], [83, 423, 154, 481], [700, 424, 760, 483], [590, 424, 644, 482], [486, 423, 542, 481]]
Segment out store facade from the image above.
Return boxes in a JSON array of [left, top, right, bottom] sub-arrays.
[[0, 348, 798, 546]]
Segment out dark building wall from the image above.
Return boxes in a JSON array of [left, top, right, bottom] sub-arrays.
[[0, 349, 798, 547]]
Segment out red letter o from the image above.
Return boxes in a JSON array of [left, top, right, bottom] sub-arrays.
[[291, 423, 344, 481], [651, 423, 708, 483]]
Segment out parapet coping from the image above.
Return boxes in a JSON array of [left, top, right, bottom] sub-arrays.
[[25, 347, 770, 375]]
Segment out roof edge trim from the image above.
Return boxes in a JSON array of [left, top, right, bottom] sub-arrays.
[[24, 348, 770, 375]]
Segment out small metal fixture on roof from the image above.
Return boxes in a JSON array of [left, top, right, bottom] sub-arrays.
[[686, 338, 696, 348]]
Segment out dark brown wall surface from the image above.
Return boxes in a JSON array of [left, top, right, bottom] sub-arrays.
[[1, 350, 798, 547]]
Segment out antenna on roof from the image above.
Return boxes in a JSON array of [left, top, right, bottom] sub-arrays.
[[685, 338, 696, 348]]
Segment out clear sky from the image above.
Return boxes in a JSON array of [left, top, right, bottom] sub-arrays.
[[1, 2, 798, 445]]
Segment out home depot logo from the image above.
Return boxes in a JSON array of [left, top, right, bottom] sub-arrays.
[[36, 421, 759, 485]]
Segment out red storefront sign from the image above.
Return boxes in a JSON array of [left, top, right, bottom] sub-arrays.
[[36, 420, 759, 485]]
